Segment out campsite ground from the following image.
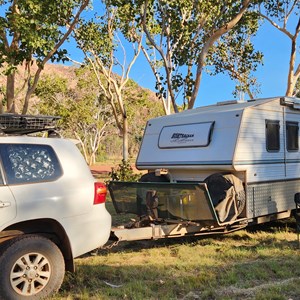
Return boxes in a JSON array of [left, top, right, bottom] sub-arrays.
[[50, 163, 300, 299], [52, 202, 300, 300]]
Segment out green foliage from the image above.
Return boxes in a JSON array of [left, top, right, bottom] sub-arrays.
[[209, 20, 263, 98], [295, 79, 300, 98], [0, 0, 86, 67], [262, 0, 300, 20], [34, 67, 162, 163], [35, 75, 68, 97], [110, 0, 262, 108], [77, 20, 114, 61], [36, 72, 112, 164], [75, 4, 162, 161], [109, 159, 141, 182], [108, 159, 141, 182], [0, 0, 89, 113]]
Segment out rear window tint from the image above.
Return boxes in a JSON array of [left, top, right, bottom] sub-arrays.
[[0, 144, 62, 184], [0, 169, 3, 185]]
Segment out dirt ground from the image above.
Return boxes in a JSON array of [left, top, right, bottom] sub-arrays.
[[90, 164, 113, 175], [90, 164, 140, 178]]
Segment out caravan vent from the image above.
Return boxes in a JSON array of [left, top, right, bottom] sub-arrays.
[[216, 100, 242, 106]]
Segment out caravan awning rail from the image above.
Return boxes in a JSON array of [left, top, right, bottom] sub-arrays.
[[280, 97, 300, 110]]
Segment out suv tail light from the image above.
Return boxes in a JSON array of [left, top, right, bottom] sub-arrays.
[[94, 182, 107, 204]]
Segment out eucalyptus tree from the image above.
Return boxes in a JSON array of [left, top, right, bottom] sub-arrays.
[[111, 0, 262, 113], [295, 79, 300, 97], [35, 72, 113, 165], [258, 0, 300, 96], [209, 22, 263, 100], [0, 0, 90, 114], [74, 4, 142, 161]]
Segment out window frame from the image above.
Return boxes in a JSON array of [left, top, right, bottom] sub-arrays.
[[286, 121, 299, 152], [266, 119, 280, 152], [0, 143, 63, 185], [0, 162, 4, 186]]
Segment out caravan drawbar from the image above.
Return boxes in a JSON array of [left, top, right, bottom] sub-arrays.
[[109, 96, 300, 241]]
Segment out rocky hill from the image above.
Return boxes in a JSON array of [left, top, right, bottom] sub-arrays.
[[0, 62, 163, 161]]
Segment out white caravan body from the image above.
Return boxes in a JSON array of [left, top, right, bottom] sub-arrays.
[[136, 96, 300, 221]]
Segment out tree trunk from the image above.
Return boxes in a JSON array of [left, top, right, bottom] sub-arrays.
[[285, 16, 300, 96], [189, 0, 251, 109], [22, 68, 43, 114], [122, 114, 129, 162], [6, 72, 15, 113], [0, 93, 4, 114]]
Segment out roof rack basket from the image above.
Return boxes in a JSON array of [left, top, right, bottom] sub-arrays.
[[0, 114, 60, 135]]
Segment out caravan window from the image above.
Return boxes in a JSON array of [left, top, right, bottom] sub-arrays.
[[286, 121, 299, 152], [266, 120, 280, 152]]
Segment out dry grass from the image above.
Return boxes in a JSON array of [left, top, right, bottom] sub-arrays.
[[50, 208, 300, 300]]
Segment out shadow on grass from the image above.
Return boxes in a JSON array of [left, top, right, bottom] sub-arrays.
[[91, 218, 298, 257], [57, 240, 300, 300], [246, 218, 297, 233]]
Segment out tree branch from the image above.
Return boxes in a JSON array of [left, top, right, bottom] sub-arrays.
[[258, 12, 293, 39], [190, 0, 251, 108]]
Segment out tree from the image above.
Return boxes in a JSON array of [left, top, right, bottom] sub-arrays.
[[295, 78, 300, 97], [74, 4, 142, 161], [209, 23, 263, 99], [258, 0, 300, 96], [111, 0, 262, 112], [0, 0, 90, 114], [35, 72, 112, 165]]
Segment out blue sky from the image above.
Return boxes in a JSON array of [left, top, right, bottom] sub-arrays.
[[131, 18, 298, 108], [67, 4, 299, 109], [0, 2, 298, 109]]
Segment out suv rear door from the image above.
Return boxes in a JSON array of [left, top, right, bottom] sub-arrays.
[[0, 169, 16, 229]]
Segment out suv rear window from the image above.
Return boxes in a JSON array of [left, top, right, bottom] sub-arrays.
[[0, 144, 62, 184]]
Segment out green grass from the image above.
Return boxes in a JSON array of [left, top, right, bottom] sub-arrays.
[[52, 205, 300, 300]]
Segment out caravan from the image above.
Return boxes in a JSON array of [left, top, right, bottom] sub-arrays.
[[109, 97, 300, 241]]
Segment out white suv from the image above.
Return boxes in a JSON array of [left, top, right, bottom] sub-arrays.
[[0, 115, 111, 299]]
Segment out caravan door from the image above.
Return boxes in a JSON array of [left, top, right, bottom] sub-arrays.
[[284, 112, 300, 179]]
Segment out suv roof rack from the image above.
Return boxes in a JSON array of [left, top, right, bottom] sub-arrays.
[[0, 114, 60, 135]]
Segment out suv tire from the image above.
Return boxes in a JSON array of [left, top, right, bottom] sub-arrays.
[[0, 234, 65, 300]]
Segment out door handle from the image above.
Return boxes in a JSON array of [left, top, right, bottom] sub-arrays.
[[0, 202, 11, 208]]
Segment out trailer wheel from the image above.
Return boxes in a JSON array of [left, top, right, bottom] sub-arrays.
[[0, 234, 65, 300]]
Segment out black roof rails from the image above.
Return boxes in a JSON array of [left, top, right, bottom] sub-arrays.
[[0, 114, 60, 135]]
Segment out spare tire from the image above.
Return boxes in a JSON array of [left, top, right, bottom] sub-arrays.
[[204, 173, 245, 222], [139, 172, 169, 182]]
